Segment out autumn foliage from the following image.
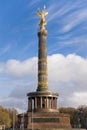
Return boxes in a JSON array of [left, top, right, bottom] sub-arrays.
[[59, 106, 87, 128], [0, 106, 18, 129]]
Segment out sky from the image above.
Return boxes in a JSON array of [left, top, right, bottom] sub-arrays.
[[0, 0, 87, 113]]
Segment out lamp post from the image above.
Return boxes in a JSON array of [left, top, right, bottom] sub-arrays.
[[22, 100, 27, 130], [13, 108, 15, 130], [32, 99, 34, 130], [85, 116, 87, 130], [22, 113, 24, 130], [77, 110, 82, 129]]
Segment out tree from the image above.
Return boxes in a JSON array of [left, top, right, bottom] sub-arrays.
[[0, 106, 18, 128], [59, 106, 87, 128]]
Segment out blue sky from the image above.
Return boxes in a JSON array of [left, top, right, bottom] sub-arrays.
[[0, 0, 87, 112]]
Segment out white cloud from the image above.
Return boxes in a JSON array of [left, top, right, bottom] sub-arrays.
[[3, 57, 37, 77], [47, 1, 77, 22], [68, 92, 87, 107], [1, 53, 87, 83], [62, 8, 87, 32], [48, 54, 87, 83], [47, 0, 87, 33], [27, 0, 40, 8], [0, 54, 87, 111]]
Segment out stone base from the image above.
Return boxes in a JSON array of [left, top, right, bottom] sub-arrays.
[[22, 112, 71, 129], [25, 129, 84, 130]]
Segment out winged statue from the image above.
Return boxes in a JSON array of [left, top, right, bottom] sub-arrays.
[[36, 6, 48, 29]]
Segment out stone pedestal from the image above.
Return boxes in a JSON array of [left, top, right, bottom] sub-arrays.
[[18, 91, 71, 129], [18, 112, 71, 129]]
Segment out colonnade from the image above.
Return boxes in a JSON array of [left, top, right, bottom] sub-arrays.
[[28, 96, 58, 112]]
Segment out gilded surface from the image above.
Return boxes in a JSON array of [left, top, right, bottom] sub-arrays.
[[36, 6, 48, 29], [38, 81, 48, 87], [38, 70, 47, 74], [38, 58, 47, 62]]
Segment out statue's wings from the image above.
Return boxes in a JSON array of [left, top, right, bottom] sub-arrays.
[[36, 11, 41, 16], [45, 12, 48, 16]]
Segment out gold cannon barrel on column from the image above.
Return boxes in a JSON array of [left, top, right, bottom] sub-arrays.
[[36, 8, 48, 92]]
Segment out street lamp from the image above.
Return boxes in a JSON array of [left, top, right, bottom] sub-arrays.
[[85, 116, 87, 130], [22, 112, 24, 130], [22, 100, 27, 130], [13, 108, 15, 130], [77, 110, 82, 129]]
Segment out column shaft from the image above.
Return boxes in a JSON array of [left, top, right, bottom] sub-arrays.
[[37, 29, 48, 92]]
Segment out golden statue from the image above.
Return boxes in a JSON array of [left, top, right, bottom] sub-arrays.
[[36, 6, 48, 29]]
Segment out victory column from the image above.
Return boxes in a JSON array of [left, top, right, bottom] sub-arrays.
[[18, 7, 71, 129]]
